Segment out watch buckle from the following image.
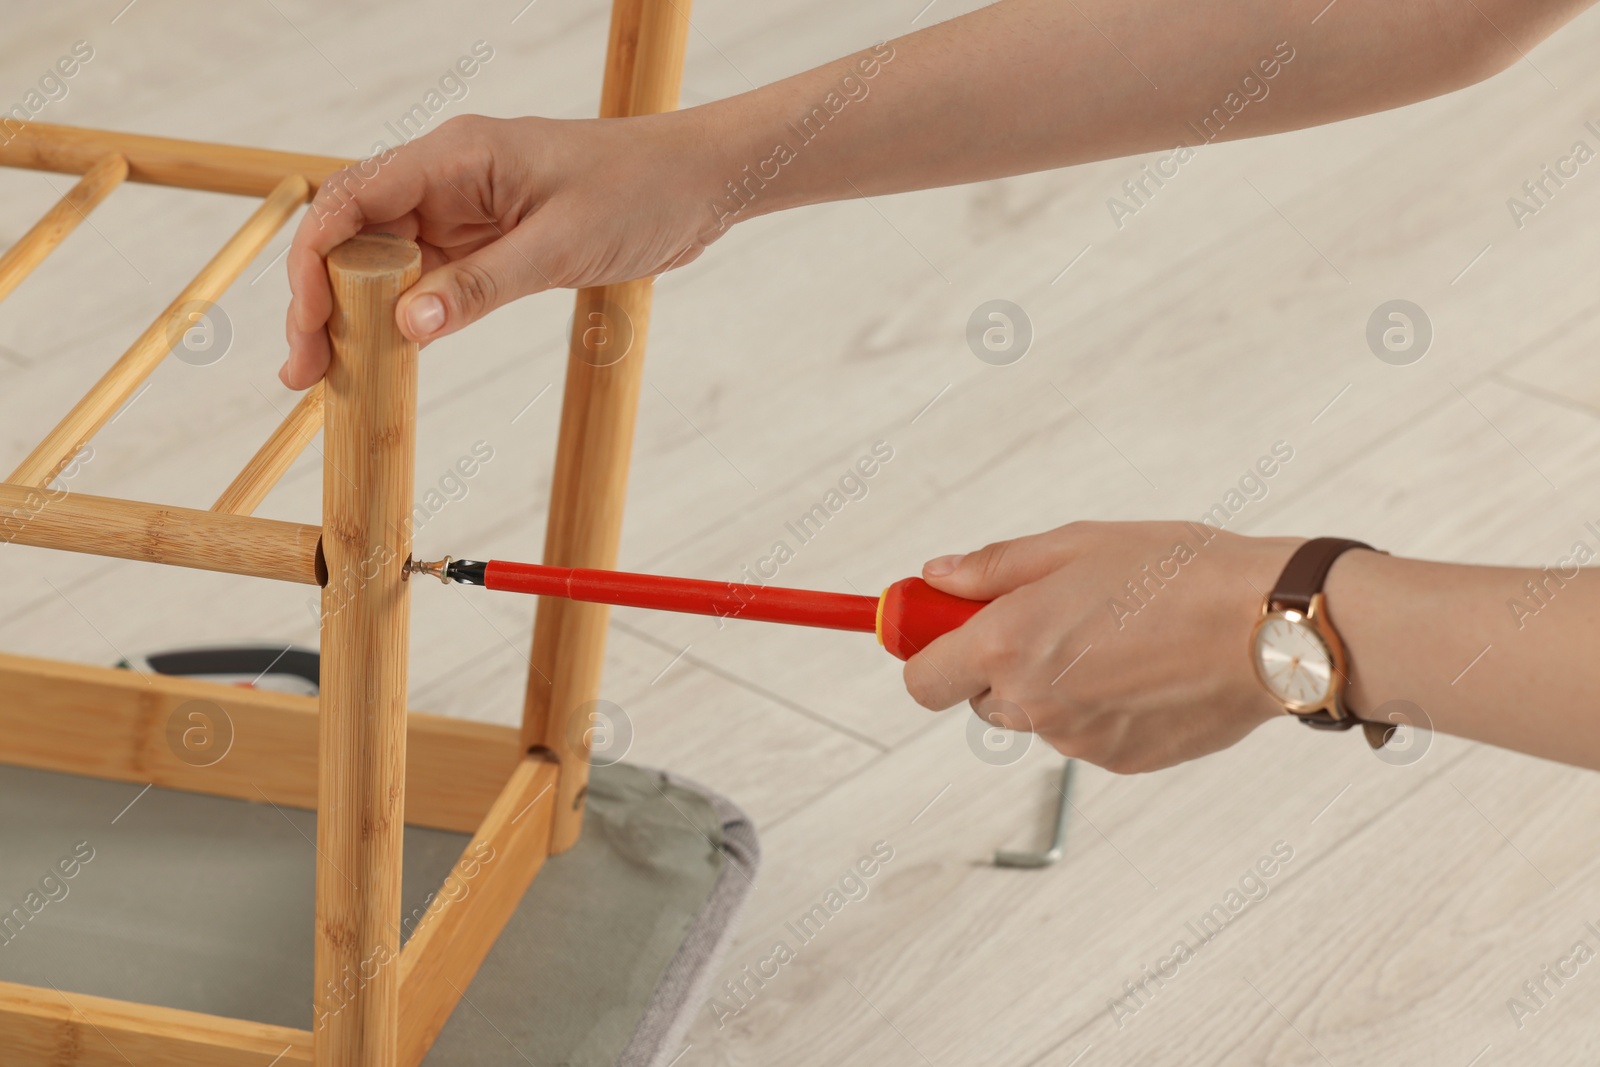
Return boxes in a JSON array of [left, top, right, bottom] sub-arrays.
[[1296, 711, 1357, 731]]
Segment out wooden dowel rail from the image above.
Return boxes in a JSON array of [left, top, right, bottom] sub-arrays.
[[396, 757, 557, 1067], [213, 382, 325, 515], [0, 121, 349, 198], [0, 651, 522, 834], [8, 173, 310, 488], [0, 152, 128, 305], [0, 482, 322, 584], [0, 979, 312, 1067]]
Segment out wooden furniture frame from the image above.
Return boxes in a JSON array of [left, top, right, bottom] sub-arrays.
[[0, 3, 690, 1064]]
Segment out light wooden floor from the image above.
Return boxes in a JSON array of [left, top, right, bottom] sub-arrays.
[[4, 2, 1600, 1064]]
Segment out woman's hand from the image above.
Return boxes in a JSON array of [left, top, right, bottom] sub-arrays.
[[281, 112, 724, 389], [904, 522, 1303, 773]]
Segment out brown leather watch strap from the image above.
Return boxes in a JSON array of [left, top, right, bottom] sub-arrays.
[[1268, 537, 1386, 746], [1269, 537, 1374, 613]]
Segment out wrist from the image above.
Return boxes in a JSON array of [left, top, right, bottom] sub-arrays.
[[633, 104, 749, 236], [679, 88, 801, 233], [1244, 535, 1306, 602], [1319, 547, 1388, 719], [1235, 535, 1307, 725]]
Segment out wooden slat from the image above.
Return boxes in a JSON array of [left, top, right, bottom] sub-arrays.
[[0, 153, 128, 305], [0, 651, 520, 834], [0, 979, 311, 1067], [315, 234, 422, 1067], [397, 757, 557, 1067], [8, 173, 310, 488], [0, 121, 349, 197], [0, 481, 322, 584], [213, 382, 325, 515], [523, 0, 694, 853]]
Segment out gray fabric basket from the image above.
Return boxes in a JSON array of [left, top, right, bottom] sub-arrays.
[[0, 761, 758, 1066]]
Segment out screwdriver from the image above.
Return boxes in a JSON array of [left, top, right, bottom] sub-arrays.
[[404, 556, 988, 660]]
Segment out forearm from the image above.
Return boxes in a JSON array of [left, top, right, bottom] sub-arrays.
[[688, 0, 1581, 221], [1327, 550, 1600, 767]]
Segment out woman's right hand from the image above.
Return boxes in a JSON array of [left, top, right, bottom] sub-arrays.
[[281, 111, 725, 390]]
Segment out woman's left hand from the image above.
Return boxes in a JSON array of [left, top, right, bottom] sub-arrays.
[[903, 521, 1302, 773]]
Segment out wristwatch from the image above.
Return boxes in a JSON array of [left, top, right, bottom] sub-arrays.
[[1250, 537, 1393, 749]]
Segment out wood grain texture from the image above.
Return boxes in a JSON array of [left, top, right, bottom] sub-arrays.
[[0, 152, 127, 305], [213, 381, 325, 515], [0, 120, 349, 197], [0, 651, 521, 833], [3, 5, 1600, 1066], [396, 757, 558, 1067], [0, 481, 322, 583], [522, 0, 694, 854], [0, 979, 311, 1067], [315, 233, 421, 1067], [7, 172, 310, 488]]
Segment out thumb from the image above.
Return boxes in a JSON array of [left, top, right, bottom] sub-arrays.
[[395, 232, 546, 344], [922, 533, 1066, 601]]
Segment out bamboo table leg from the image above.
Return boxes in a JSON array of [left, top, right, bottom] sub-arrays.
[[520, 0, 693, 854], [315, 234, 421, 1067]]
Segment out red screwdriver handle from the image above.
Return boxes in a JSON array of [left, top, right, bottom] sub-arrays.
[[876, 578, 988, 661]]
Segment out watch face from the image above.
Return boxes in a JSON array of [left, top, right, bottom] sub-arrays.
[[1253, 612, 1336, 708]]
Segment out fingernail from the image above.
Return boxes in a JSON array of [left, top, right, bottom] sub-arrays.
[[406, 293, 446, 338], [925, 554, 963, 577]]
